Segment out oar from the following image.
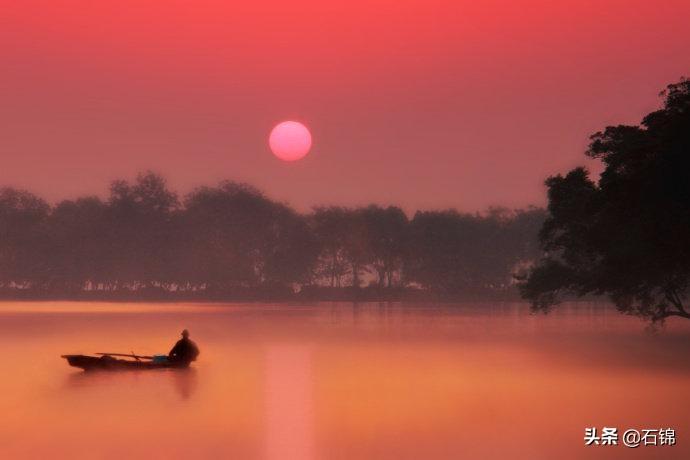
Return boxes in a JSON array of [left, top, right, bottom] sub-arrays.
[[96, 352, 155, 361]]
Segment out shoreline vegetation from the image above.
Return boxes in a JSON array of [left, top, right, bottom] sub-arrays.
[[0, 285, 530, 303], [520, 78, 690, 322], [2, 79, 687, 318], [0, 174, 544, 302]]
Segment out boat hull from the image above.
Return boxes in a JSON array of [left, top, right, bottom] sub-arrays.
[[62, 354, 188, 371]]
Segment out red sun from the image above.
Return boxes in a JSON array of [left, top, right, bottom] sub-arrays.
[[269, 121, 312, 161]]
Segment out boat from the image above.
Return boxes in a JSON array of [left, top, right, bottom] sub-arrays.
[[62, 353, 189, 371]]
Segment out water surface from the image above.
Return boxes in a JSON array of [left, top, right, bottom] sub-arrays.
[[0, 301, 688, 459]]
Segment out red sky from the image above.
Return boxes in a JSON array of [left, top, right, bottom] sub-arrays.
[[1, 0, 689, 212]]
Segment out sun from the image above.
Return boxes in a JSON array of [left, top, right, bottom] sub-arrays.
[[269, 121, 312, 162]]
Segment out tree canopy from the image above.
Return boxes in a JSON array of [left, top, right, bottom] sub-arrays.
[[520, 78, 690, 322], [0, 172, 543, 300]]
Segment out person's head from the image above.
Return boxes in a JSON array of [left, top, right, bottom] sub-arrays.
[[181, 329, 190, 338]]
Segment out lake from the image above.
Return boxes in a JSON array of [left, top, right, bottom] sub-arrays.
[[0, 301, 688, 459]]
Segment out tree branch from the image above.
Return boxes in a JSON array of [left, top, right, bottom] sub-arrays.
[[665, 288, 689, 317]]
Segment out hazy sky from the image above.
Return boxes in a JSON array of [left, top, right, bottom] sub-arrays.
[[2, 0, 689, 212]]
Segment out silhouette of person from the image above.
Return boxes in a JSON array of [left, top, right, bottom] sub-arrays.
[[168, 329, 200, 366]]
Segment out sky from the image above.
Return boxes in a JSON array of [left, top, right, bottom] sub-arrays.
[[1, 0, 689, 213]]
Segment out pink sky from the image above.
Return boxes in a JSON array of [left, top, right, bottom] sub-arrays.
[[1, 0, 689, 212]]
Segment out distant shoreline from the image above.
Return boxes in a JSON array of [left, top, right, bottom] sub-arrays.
[[0, 286, 530, 303]]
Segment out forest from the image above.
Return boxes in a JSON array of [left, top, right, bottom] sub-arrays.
[[0, 173, 545, 300]]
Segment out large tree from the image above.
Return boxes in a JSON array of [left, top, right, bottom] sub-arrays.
[[181, 182, 317, 291], [360, 205, 408, 288], [405, 210, 503, 294], [47, 197, 109, 292], [106, 171, 180, 290], [0, 188, 50, 289], [310, 207, 364, 287], [520, 78, 690, 322]]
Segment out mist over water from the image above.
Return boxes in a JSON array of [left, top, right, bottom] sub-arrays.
[[0, 302, 688, 460]]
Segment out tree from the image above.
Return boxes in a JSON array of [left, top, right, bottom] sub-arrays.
[[181, 182, 271, 290], [405, 210, 492, 294], [181, 182, 318, 292], [106, 171, 179, 290], [406, 208, 545, 296], [360, 205, 408, 288], [0, 171, 543, 300], [520, 78, 690, 322], [311, 207, 355, 287], [0, 188, 50, 289], [340, 209, 371, 288], [491, 207, 547, 283], [47, 197, 109, 292], [253, 201, 318, 287]]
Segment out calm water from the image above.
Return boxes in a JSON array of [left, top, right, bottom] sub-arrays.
[[0, 301, 688, 460]]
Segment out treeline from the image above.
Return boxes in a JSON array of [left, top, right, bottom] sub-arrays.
[[0, 172, 545, 300]]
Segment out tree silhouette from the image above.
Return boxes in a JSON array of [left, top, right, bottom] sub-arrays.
[[48, 197, 109, 293], [361, 205, 408, 288], [0, 188, 50, 289], [181, 182, 318, 293], [405, 209, 533, 296], [0, 175, 543, 300], [106, 171, 179, 291], [311, 207, 356, 287], [520, 78, 690, 322]]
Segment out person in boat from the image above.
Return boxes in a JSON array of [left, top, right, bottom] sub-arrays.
[[168, 329, 200, 366]]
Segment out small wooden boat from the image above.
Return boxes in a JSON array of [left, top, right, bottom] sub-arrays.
[[62, 353, 189, 371]]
